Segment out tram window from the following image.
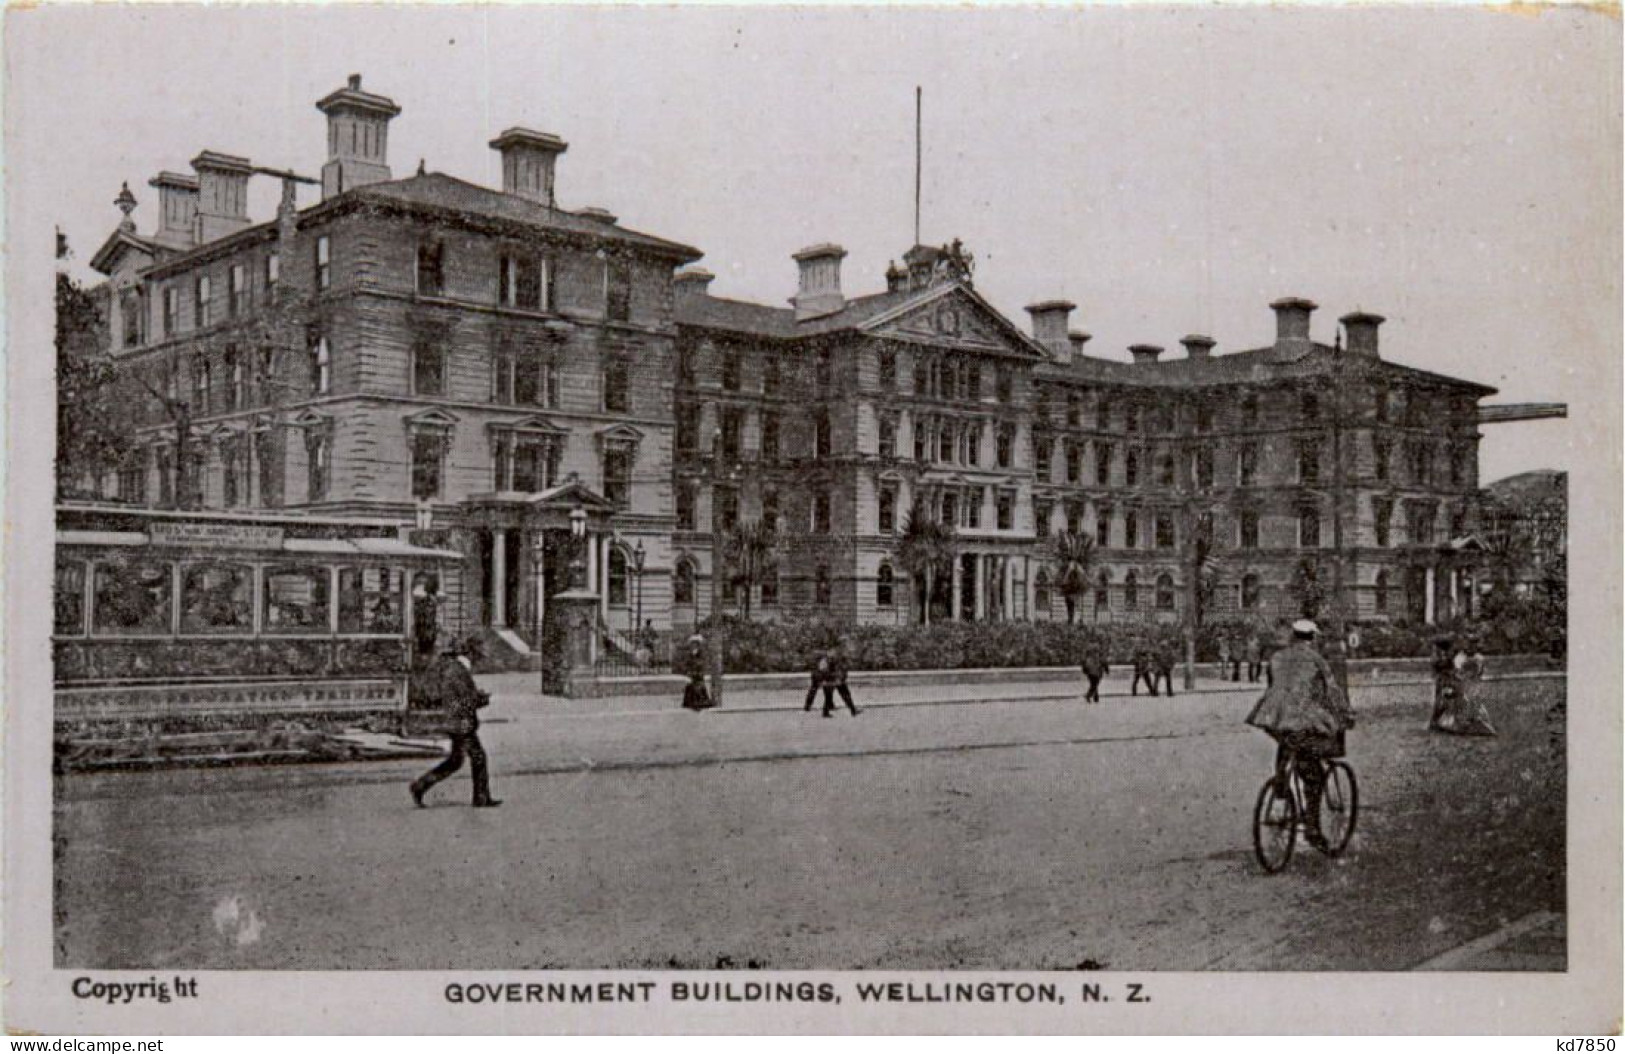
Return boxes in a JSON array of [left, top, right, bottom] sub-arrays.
[[92, 561, 174, 636], [338, 566, 405, 635], [55, 561, 87, 636], [262, 565, 331, 633], [180, 563, 254, 635]]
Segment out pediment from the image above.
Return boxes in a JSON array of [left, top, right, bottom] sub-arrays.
[[861, 284, 1046, 359], [488, 413, 567, 436], [90, 230, 157, 277], [403, 407, 460, 431], [595, 423, 645, 445]]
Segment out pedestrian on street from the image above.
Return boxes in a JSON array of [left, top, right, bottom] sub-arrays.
[[1154, 639, 1177, 698], [681, 633, 714, 711], [410, 636, 501, 809], [1081, 646, 1108, 703], [803, 648, 830, 712], [411, 575, 441, 671], [820, 639, 860, 718], [1245, 635, 1263, 683], [1218, 638, 1233, 683], [1131, 646, 1157, 697]]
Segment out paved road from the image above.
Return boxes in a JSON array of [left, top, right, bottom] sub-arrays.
[[54, 676, 1565, 971]]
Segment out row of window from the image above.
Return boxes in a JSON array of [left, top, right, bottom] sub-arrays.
[[670, 560, 888, 609], [416, 239, 631, 322]]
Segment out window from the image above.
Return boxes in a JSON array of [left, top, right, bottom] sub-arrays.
[[1125, 405, 1139, 433], [55, 561, 87, 636], [1238, 443, 1258, 487], [1298, 440, 1321, 484], [603, 446, 632, 507], [117, 463, 146, 505], [816, 348, 833, 391], [229, 263, 248, 317], [1035, 570, 1052, 614], [966, 364, 981, 401], [997, 491, 1014, 531], [121, 289, 145, 347], [262, 565, 330, 634], [1124, 571, 1139, 610], [814, 410, 831, 460], [1373, 384, 1389, 421], [914, 418, 930, 462], [761, 488, 779, 534], [1301, 392, 1320, 421], [760, 412, 780, 461], [878, 486, 896, 534], [93, 560, 174, 635], [264, 252, 280, 303], [1374, 437, 1391, 482], [603, 357, 630, 413], [156, 447, 175, 506], [1066, 443, 1082, 484], [939, 491, 957, 528], [1375, 570, 1390, 613], [1095, 508, 1111, 548], [914, 356, 930, 396], [965, 488, 982, 530], [1239, 510, 1259, 549], [814, 566, 832, 607], [1158, 453, 1175, 487], [876, 563, 895, 607], [416, 239, 445, 297], [254, 346, 274, 405], [963, 423, 982, 467], [760, 566, 779, 607], [412, 337, 444, 397], [1156, 573, 1176, 611], [1125, 450, 1140, 487], [1242, 393, 1259, 427], [193, 354, 212, 413], [1449, 446, 1465, 486], [675, 403, 700, 453], [605, 258, 632, 321], [225, 347, 244, 411], [722, 350, 741, 391], [1095, 443, 1112, 486], [1374, 499, 1392, 547], [762, 358, 780, 396], [676, 483, 696, 530], [309, 334, 331, 395], [607, 549, 629, 606], [1242, 573, 1261, 610], [338, 566, 406, 635], [1409, 442, 1431, 486], [678, 347, 696, 387], [1034, 435, 1053, 477], [411, 432, 444, 499], [1195, 448, 1214, 489], [162, 286, 181, 338], [996, 422, 1014, 468], [1155, 513, 1176, 549], [1094, 570, 1110, 612], [499, 253, 547, 310], [1299, 507, 1321, 548], [878, 349, 896, 390], [996, 365, 1013, 403], [314, 236, 331, 291], [719, 408, 743, 462], [878, 414, 896, 459], [812, 490, 832, 534], [194, 274, 212, 328], [674, 559, 696, 605], [1124, 510, 1139, 549], [1066, 393, 1081, 426], [1067, 501, 1085, 537], [509, 440, 559, 493], [1196, 403, 1213, 432], [713, 485, 738, 534], [305, 425, 329, 500], [221, 435, 243, 507]]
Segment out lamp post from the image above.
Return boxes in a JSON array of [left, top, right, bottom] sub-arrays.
[[532, 530, 546, 693], [569, 503, 588, 591], [632, 538, 647, 648]]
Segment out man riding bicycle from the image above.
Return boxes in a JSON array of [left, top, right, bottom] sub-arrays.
[[1244, 619, 1355, 848]]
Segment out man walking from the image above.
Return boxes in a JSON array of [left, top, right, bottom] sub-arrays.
[[1081, 646, 1109, 704], [411, 576, 441, 671], [820, 639, 860, 718], [1153, 638, 1178, 698], [1131, 646, 1157, 697], [410, 637, 501, 809], [1245, 634, 1263, 683]]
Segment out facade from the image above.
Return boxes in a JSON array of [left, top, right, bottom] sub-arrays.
[[82, 74, 1502, 668], [1478, 470, 1567, 598]]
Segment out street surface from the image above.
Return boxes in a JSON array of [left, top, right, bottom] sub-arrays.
[[54, 674, 1565, 971]]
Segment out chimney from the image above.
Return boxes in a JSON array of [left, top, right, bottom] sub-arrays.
[[673, 267, 715, 302], [316, 73, 401, 200], [1025, 300, 1076, 361], [490, 127, 568, 207], [791, 243, 847, 321], [577, 207, 618, 225], [1128, 344, 1164, 364], [148, 172, 199, 249], [1340, 311, 1385, 357], [1068, 331, 1092, 360], [1181, 334, 1216, 360], [1270, 296, 1318, 347], [190, 151, 252, 243]]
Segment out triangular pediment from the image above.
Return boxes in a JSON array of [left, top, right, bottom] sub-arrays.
[[527, 475, 619, 513], [488, 414, 567, 436], [595, 423, 645, 445], [403, 407, 460, 431], [861, 284, 1046, 359], [90, 229, 157, 277]]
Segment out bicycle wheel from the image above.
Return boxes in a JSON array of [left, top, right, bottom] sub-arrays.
[[1253, 776, 1297, 873], [1319, 762, 1359, 856]]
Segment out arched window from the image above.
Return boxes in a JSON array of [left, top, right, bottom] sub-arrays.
[[608, 547, 629, 606], [876, 563, 895, 608], [1124, 571, 1139, 610], [1035, 570, 1052, 615], [1156, 573, 1176, 611], [673, 558, 695, 606], [814, 565, 831, 607], [1374, 570, 1389, 614], [1241, 572, 1261, 611], [1094, 570, 1110, 612]]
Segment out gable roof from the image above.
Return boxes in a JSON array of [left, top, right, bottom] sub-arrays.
[[89, 229, 160, 277]]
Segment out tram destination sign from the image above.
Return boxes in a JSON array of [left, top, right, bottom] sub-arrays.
[[148, 521, 286, 550]]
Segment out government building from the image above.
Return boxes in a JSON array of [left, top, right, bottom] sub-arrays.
[[75, 74, 1538, 668]]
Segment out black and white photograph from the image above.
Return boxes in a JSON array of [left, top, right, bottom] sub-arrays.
[[3, 1, 1619, 1035]]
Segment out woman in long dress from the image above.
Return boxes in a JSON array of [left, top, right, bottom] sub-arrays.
[[1434, 639, 1497, 736]]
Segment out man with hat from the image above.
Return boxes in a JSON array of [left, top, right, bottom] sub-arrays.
[[1244, 619, 1354, 847], [410, 635, 501, 809]]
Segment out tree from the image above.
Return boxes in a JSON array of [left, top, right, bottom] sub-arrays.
[[1049, 530, 1096, 625], [895, 503, 956, 625], [721, 517, 776, 620], [55, 270, 132, 498]]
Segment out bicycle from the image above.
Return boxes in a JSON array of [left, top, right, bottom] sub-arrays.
[[1252, 749, 1359, 873]]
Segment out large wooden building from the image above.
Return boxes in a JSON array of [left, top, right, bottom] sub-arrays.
[[80, 74, 1498, 664]]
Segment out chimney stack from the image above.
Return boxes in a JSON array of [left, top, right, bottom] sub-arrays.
[[1068, 331, 1092, 360], [1270, 296, 1318, 347], [577, 207, 618, 225], [316, 73, 401, 200], [1128, 344, 1164, 364], [1180, 334, 1216, 360], [673, 267, 715, 302], [190, 151, 252, 243], [1025, 300, 1076, 362], [148, 171, 199, 249], [791, 244, 847, 321], [489, 127, 568, 207], [1340, 311, 1385, 357]]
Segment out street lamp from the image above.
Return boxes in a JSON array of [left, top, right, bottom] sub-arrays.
[[569, 503, 588, 591], [632, 539, 647, 646]]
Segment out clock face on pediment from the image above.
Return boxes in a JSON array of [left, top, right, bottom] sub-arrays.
[[865, 288, 1038, 358]]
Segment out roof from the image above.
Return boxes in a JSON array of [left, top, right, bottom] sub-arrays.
[[89, 229, 160, 276], [342, 172, 702, 261], [1482, 469, 1567, 505], [677, 287, 916, 339]]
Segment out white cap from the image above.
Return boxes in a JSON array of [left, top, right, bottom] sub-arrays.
[[1292, 619, 1319, 636]]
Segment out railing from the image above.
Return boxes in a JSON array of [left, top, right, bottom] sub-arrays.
[[595, 617, 672, 677]]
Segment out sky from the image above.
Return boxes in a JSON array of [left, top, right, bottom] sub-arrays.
[[8, 4, 1617, 484]]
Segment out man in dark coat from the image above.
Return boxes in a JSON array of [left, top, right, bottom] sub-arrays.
[[1131, 647, 1157, 697], [410, 637, 500, 808], [803, 648, 830, 712], [1080, 647, 1109, 703], [1153, 640, 1178, 697], [820, 640, 860, 718], [411, 577, 441, 670]]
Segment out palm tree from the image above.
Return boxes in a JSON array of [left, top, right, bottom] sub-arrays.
[[1050, 530, 1096, 624], [895, 503, 957, 625], [721, 518, 776, 620]]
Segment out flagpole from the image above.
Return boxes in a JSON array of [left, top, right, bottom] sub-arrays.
[[914, 86, 922, 247]]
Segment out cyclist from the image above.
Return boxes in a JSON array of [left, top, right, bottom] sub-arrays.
[[1244, 619, 1355, 848]]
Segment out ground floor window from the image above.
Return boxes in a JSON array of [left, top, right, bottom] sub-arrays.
[[1241, 572, 1261, 610], [1035, 570, 1052, 614], [608, 548, 629, 606], [814, 566, 831, 606], [876, 563, 895, 607], [674, 559, 696, 605], [1156, 573, 1176, 611]]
